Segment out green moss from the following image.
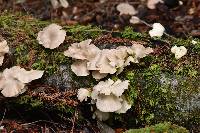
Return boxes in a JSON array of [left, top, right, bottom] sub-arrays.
[[12, 95, 43, 109], [125, 122, 189, 133], [64, 24, 103, 41], [121, 27, 145, 40]]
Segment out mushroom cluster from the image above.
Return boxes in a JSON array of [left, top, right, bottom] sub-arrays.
[[0, 66, 44, 97], [0, 40, 9, 66], [64, 39, 153, 80], [77, 79, 131, 121]]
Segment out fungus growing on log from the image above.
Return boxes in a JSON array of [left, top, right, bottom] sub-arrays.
[[37, 23, 66, 49], [0, 40, 9, 66], [0, 66, 44, 97]]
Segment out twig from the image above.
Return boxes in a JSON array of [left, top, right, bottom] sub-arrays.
[[70, 108, 78, 133], [21, 120, 64, 126], [0, 108, 6, 126]]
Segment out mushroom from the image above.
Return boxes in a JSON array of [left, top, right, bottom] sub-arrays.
[[77, 88, 90, 102], [149, 23, 165, 37], [37, 23, 66, 49], [50, 0, 69, 9], [92, 71, 107, 80], [64, 39, 100, 60], [115, 96, 132, 113], [97, 49, 117, 74], [96, 95, 122, 112], [129, 16, 140, 24], [64, 39, 153, 80], [171, 45, 187, 59], [110, 79, 129, 97], [91, 79, 130, 112], [71, 60, 89, 76], [59, 0, 69, 8], [116, 3, 138, 15], [147, 0, 164, 9], [0, 40, 9, 66], [0, 66, 44, 97], [127, 44, 153, 63]]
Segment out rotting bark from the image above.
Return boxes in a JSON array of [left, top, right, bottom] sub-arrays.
[[0, 12, 199, 132]]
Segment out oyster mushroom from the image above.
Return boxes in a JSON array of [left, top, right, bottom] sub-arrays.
[[116, 97, 132, 113], [71, 60, 89, 76], [127, 44, 153, 63], [37, 23, 66, 49], [0, 40, 9, 66], [147, 0, 164, 9], [149, 23, 165, 37], [116, 3, 138, 15], [171, 45, 187, 59], [96, 95, 122, 112], [0, 66, 44, 97], [50, 0, 69, 9], [77, 88, 90, 102]]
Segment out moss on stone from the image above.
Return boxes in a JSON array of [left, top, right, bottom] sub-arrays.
[[125, 122, 189, 133], [0, 12, 199, 131]]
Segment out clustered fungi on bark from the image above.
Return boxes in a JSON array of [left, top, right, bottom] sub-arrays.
[[0, 22, 188, 122]]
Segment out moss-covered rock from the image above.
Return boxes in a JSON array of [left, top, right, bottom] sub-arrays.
[[125, 122, 189, 133], [0, 12, 199, 132]]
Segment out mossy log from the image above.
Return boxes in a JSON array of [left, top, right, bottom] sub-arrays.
[[0, 12, 199, 132]]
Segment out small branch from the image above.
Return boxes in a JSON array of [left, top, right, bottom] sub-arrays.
[[0, 108, 6, 126]]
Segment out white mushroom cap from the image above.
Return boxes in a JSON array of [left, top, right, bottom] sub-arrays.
[[0, 66, 44, 97], [0, 77, 25, 97], [3, 66, 44, 84], [115, 97, 132, 113], [87, 51, 102, 70], [77, 88, 90, 102], [107, 47, 127, 68], [50, 0, 60, 9], [37, 23, 66, 49], [130, 16, 140, 24], [149, 23, 165, 37], [71, 60, 89, 76], [59, 0, 69, 8], [92, 79, 129, 97], [128, 44, 153, 63], [93, 109, 110, 121], [92, 71, 107, 80], [171, 45, 187, 59], [116, 3, 138, 15], [111, 80, 129, 97], [64, 39, 100, 60], [124, 56, 135, 66], [147, 0, 164, 9], [96, 95, 122, 112], [97, 49, 117, 74], [0, 40, 9, 66], [93, 79, 114, 96]]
